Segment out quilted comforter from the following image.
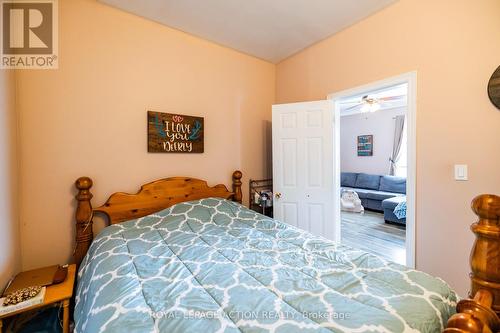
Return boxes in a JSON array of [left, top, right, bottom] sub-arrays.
[[75, 198, 457, 333]]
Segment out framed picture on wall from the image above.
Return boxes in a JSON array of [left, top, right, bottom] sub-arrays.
[[357, 135, 373, 156], [148, 111, 204, 153]]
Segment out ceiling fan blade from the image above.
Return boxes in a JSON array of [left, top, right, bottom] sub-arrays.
[[378, 95, 406, 101], [343, 103, 362, 112]]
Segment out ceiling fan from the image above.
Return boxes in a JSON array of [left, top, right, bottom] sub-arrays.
[[343, 94, 406, 113]]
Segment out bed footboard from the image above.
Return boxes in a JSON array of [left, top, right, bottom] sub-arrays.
[[445, 194, 500, 333]]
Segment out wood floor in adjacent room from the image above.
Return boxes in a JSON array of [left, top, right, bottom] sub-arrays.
[[341, 210, 406, 265]]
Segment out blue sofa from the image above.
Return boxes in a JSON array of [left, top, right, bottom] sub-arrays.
[[341, 172, 406, 225]]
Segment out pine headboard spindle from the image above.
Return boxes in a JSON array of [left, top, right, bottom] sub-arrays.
[[74, 177, 94, 267], [232, 170, 243, 203]]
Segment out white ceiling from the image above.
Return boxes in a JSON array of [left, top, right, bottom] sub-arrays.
[[98, 0, 398, 63]]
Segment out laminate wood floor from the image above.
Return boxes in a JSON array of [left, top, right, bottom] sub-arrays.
[[341, 210, 406, 265]]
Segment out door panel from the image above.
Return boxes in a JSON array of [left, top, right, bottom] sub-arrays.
[[306, 137, 322, 187], [308, 203, 324, 236], [281, 112, 297, 129], [281, 139, 297, 187], [282, 202, 298, 227], [306, 110, 323, 127], [272, 100, 336, 240]]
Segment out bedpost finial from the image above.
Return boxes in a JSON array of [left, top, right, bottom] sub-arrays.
[[232, 170, 243, 204], [233, 170, 242, 181], [76, 177, 93, 190], [471, 194, 500, 220]]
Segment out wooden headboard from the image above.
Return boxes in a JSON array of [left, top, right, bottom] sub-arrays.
[[73, 170, 242, 267]]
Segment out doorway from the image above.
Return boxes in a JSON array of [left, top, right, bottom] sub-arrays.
[[328, 72, 417, 268], [271, 72, 416, 268]]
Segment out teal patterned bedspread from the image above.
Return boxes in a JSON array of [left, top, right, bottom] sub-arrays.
[[75, 198, 457, 333]]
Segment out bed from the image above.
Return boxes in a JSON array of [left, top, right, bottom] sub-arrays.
[[72, 171, 500, 333]]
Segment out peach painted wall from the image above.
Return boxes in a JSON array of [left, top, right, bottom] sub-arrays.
[[276, 0, 500, 296], [16, 0, 275, 270], [0, 70, 20, 290]]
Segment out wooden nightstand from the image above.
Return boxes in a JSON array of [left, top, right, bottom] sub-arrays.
[[0, 264, 76, 333]]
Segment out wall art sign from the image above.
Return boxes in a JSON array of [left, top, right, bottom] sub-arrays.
[[357, 135, 373, 156], [148, 111, 204, 153]]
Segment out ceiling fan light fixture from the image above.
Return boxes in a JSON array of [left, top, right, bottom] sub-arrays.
[[370, 103, 381, 112], [360, 99, 381, 113], [361, 103, 371, 113]]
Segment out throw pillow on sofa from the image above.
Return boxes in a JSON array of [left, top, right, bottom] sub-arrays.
[[354, 173, 381, 190], [379, 175, 406, 194], [341, 172, 358, 187]]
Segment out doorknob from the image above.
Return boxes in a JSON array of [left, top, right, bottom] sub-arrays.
[[275, 192, 282, 199]]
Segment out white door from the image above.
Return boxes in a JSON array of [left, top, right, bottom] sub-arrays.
[[272, 100, 338, 241]]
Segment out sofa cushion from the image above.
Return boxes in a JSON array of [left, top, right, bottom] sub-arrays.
[[382, 196, 406, 210], [341, 172, 358, 187], [379, 175, 407, 194], [354, 173, 381, 190], [366, 190, 402, 201]]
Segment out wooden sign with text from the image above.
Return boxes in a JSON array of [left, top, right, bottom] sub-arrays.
[[357, 135, 373, 156], [148, 111, 204, 153]]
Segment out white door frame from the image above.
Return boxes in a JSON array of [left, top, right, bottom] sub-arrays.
[[327, 71, 417, 268]]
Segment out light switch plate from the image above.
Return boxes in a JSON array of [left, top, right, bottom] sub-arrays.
[[454, 164, 468, 181]]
